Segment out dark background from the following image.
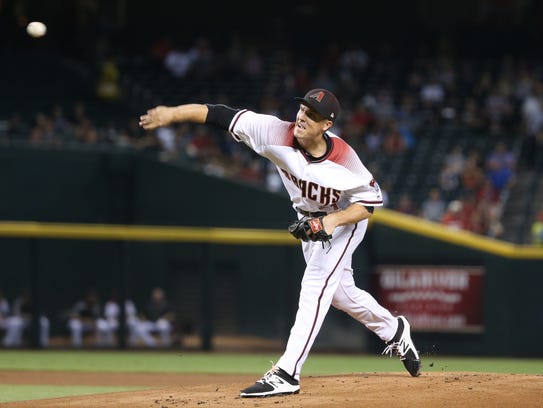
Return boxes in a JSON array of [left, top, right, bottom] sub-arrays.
[[1, 0, 543, 59], [1, 0, 542, 355]]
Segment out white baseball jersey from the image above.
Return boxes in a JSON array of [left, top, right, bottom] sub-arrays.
[[228, 110, 384, 213], [228, 109, 396, 381]]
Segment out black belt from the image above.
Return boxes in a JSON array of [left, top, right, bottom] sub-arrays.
[[297, 209, 327, 218]]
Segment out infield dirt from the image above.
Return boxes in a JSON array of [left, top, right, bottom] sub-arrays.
[[0, 370, 541, 407]]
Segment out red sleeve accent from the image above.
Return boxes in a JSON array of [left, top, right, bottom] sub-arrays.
[[286, 123, 296, 147], [327, 137, 357, 167]]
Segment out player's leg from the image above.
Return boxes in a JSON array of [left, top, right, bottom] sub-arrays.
[[331, 268, 398, 340], [331, 268, 421, 377], [241, 223, 364, 397]]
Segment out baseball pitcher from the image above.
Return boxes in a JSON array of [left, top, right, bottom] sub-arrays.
[[139, 88, 420, 398]]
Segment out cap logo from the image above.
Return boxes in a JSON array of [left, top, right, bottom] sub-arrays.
[[309, 91, 325, 103]]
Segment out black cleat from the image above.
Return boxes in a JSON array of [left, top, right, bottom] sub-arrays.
[[240, 366, 300, 398], [382, 316, 421, 377]]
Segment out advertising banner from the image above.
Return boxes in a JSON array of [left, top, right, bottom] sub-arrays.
[[372, 265, 484, 332]]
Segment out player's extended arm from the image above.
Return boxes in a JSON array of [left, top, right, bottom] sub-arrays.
[[139, 104, 209, 130], [322, 203, 373, 235]]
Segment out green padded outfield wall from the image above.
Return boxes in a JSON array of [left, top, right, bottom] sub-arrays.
[[366, 212, 543, 357], [0, 146, 294, 227], [0, 146, 300, 343], [1, 146, 542, 355]]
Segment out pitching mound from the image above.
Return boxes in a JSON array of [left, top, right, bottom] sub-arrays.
[[1, 371, 541, 407]]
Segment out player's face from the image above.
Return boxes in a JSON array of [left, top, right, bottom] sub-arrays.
[[294, 104, 331, 141]]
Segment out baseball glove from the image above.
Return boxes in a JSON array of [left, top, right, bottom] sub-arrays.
[[288, 216, 332, 244]]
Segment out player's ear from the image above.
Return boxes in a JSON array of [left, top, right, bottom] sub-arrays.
[[323, 120, 333, 132]]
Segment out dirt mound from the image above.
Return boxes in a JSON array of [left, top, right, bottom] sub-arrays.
[[1, 371, 541, 407]]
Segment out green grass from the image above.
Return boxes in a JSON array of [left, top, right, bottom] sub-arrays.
[[0, 350, 541, 403], [0, 350, 541, 375], [0, 385, 147, 403]]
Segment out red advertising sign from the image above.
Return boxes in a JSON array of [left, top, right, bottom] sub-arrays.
[[372, 265, 484, 333]]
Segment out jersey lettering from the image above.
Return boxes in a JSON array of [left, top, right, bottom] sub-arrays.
[[320, 187, 331, 206], [299, 179, 307, 197], [307, 182, 318, 201], [281, 169, 341, 207]]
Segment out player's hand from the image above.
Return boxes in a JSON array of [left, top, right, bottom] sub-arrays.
[[321, 215, 336, 236], [139, 106, 174, 130]]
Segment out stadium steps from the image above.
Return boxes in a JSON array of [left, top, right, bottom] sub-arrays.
[[500, 168, 535, 243]]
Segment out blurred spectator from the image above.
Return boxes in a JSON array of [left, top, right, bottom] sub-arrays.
[[485, 141, 516, 171], [237, 157, 264, 185], [265, 161, 284, 193], [480, 198, 504, 238], [338, 47, 369, 76], [29, 113, 55, 145], [476, 178, 501, 205], [441, 200, 467, 231], [382, 121, 408, 156], [461, 152, 486, 196], [420, 188, 446, 222], [439, 161, 462, 201], [156, 126, 177, 153], [50, 104, 72, 143], [363, 124, 384, 154], [379, 182, 391, 208], [2, 288, 49, 348], [241, 45, 264, 78], [395, 192, 417, 215], [487, 169, 515, 196], [420, 74, 445, 107], [531, 210, 543, 246], [521, 82, 543, 135], [520, 125, 543, 169], [3, 43, 539, 242], [485, 146, 516, 194], [444, 145, 466, 176], [95, 291, 139, 347], [0, 290, 11, 344], [164, 46, 198, 78], [484, 79, 515, 134], [5, 113, 31, 142], [68, 101, 89, 128], [149, 36, 174, 61], [460, 97, 487, 131], [461, 192, 484, 234], [74, 118, 100, 144], [68, 288, 102, 347], [189, 37, 215, 77], [343, 101, 376, 151], [163, 37, 212, 79], [373, 89, 395, 121], [96, 57, 121, 101], [395, 92, 423, 132], [132, 287, 175, 347], [185, 126, 219, 160]]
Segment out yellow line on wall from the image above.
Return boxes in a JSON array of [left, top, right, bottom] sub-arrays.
[[371, 208, 543, 259], [1, 209, 542, 259], [0, 221, 295, 245]]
